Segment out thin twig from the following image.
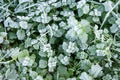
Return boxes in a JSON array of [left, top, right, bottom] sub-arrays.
[[14, 3, 39, 13], [100, 0, 120, 29], [111, 11, 118, 18], [0, 59, 14, 64], [48, 25, 53, 38], [88, 1, 102, 5], [0, 52, 10, 62]]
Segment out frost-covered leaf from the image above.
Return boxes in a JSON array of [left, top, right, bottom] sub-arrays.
[[17, 16, 30, 21], [110, 24, 118, 33], [54, 29, 64, 37], [4, 17, 19, 28], [34, 75, 44, 80], [94, 25, 103, 39], [79, 72, 93, 80], [67, 16, 78, 28], [88, 45, 96, 55], [41, 13, 51, 23], [102, 74, 112, 80], [48, 57, 57, 72], [79, 32, 88, 43], [59, 55, 69, 65], [92, 17, 100, 22], [21, 54, 35, 67], [76, 52, 88, 59], [39, 51, 47, 57], [80, 59, 91, 71], [39, 59, 47, 68], [19, 21, 28, 29], [25, 38, 32, 48], [78, 8, 83, 17], [62, 42, 79, 54], [115, 18, 120, 25], [18, 49, 29, 62], [10, 47, 20, 60], [5, 69, 18, 80], [0, 32, 7, 38], [89, 64, 103, 78], [103, 1, 113, 11], [17, 29, 25, 40], [77, 0, 86, 9], [33, 43, 39, 50], [29, 70, 38, 79], [113, 48, 120, 52], [0, 37, 3, 43], [82, 4, 89, 14], [108, 17, 116, 24], [96, 43, 105, 49], [67, 77, 76, 80]]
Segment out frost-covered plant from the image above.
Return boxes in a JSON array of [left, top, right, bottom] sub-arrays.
[[62, 41, 79, 55], [0, 0, 120, 80], [48, 56, 57, 72]]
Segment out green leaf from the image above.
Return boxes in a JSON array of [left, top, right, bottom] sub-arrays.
[[57, 66, 69, 78]]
